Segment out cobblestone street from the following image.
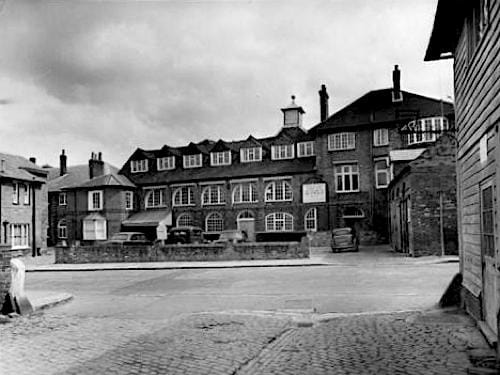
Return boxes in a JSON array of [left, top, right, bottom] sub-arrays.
[[0, 308, 493, 374]]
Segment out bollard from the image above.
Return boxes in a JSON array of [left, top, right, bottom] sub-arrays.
[[9, 259, 33, 315]]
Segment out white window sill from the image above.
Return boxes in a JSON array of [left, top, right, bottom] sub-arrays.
[[335, 190, 360, 194]]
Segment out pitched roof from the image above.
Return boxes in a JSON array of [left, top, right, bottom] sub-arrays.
[[389, 149, 426, 162], [64, 172, 135, 189], [424, 0, 467, 61], [128, 158, 315, 185], [47, 163, 119, 192], [0, 152, 47, 182], [309, 89, 454, 134]]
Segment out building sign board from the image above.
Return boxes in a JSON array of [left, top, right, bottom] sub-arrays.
[[303, 183, 326, 203]]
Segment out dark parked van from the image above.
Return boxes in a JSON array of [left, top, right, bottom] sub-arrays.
[[165, 226, 204, 244]]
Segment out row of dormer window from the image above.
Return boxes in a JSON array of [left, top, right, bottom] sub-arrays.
[[130, 141, 315, 173]]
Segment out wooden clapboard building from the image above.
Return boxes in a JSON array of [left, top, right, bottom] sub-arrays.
[[426, 0, 500, 341]]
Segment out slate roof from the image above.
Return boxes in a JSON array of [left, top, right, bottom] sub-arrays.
[[389, 149, 426, 162], [127, 158, 316, 186], [0, 152, 47, 183], [47, 163, 121, 192], [64, 172, 135, 190], [309, 89, 454, 134]]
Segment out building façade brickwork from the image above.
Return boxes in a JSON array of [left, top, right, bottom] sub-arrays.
[[389, 134, 457, 257]]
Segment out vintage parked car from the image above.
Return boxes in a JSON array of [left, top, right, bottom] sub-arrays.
[[331, 227, 359, 252], [215, 230, 248, 244], [165, 226, 204, 244], [105, 232, 151, 246]]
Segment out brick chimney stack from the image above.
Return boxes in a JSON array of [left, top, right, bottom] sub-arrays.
[[392, 65, 402, 101], [59, 149, 67, 176], [89, 152, 105, 179], [29, 157, 36, 164], [319, 84, 329, 122]]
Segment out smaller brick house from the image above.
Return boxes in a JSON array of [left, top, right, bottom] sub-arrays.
[[0, 152, 48, 253], [388, 133, 457, 257], [48, 151, 135, 245]]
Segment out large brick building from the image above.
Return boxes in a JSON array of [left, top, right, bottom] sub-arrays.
[[118, 69, 454, 244], [309, 67, 454, 243], [120, 98, 322, 241], [426, 0, 500, 341]]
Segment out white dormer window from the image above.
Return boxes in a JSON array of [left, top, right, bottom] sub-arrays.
[[210, 151, 231, 166], [271, 144, 294, 160], [130, 159, 148, 173], [59, 192, 67, 206], [240, 147, 262, 162], [297, 142, 315, 157], [88, 190, 103, 211], [183, 154, 202, 168], [157, 156, 175, 171]]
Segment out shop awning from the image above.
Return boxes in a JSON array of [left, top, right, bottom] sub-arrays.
[[122, 210, 172, 227]]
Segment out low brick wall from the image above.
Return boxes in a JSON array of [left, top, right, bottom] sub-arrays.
[[0, 245, 13, 310], [55, 239, 309, 264], [308, 231, 331, 247]]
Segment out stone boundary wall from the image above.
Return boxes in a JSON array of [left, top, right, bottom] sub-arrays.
[[55, 239, 309, 264]]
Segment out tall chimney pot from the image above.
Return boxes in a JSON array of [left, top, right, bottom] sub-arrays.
[[392, 65, 401, 100], [29, 157, 36, 164], [89, 152, 104, 179], [319, 84, 329, 122], [59, 149, 67, 176]]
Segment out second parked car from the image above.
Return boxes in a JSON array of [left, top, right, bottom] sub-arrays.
[[331, 227, 359, 252]]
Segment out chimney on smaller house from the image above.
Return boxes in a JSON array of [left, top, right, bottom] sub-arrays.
[[392, 65, 402, 102], [1, 159, 5, 173], [29, 157, 36, 164], [59, 149, 67, 176], [319, 84, 329, 122], [89, 151, 105, 179]]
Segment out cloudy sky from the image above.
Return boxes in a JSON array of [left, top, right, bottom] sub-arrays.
[[0, 0, 453, 168]]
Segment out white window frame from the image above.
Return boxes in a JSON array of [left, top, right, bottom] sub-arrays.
[[264, 180, 293, 202], [83, 219, 107, 240], [172, 186, 195, 207], [59, 192, 67, 206], [12, 183, 19, 205], [240, 147, 262, 163], [130, 159, 148, 173], [297, 141, 315, 157], [88, 190, 103, 211], [210, 151, 231, 166], [201, 185, 226, 206], [157, 156, 175, 171], [183, 154, 202, 168], [328, 132, 356, 151], [125, 191, 134, 210], [10, 223, 30, 249], [405, 117, 449, 146], [342, 207, 365, 219], [374, 157, 390, 189], [176, 213, 194, 227], [334, 163, 360, 193], [23, 184, 30, 205], [57, 219, 68, 239], [205, 212, 224, 233], [232, 183, 258, 204], [145, 188, 165, 208], [265, 212, 294, 232], [373, 128, 389, 147], [304, 208, 317, 232], [271, 144, 294, 160]]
